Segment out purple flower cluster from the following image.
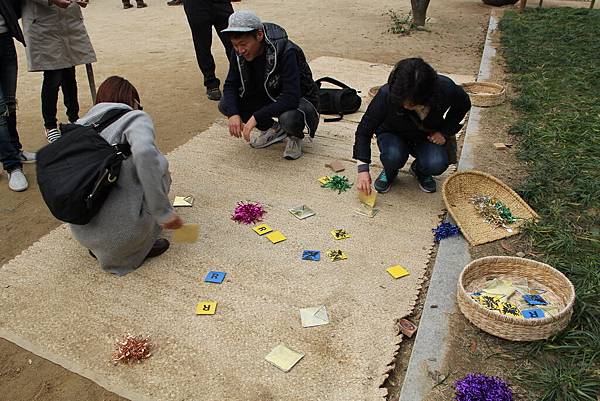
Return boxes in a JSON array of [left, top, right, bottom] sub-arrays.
[[454, 373, 513, 401], [231, 202, 266, 225], [432, 222, 460, 242]]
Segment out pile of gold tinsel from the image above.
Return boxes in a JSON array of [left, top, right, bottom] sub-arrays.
[[470, 195, 519, 229]]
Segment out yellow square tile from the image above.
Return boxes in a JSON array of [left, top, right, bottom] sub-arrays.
[[195, 301, 217, 315], [265, 344, 304, 372], [318, 176, 332, 186], [331, 229, 351, 240], [172, 224, 199, 243], [386, 265, 410, 279], [252, 224, 273, 236], [326, 249, 348, 261], [266, 231, 286, 244]]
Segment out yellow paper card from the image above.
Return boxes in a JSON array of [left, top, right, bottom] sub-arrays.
[[387, 265, 410, 279], [253, 224, 273, 235], [358, 191, 377, 208], [266, 231, 286, 244], [331, 229, 351, 240], [318, 176, 332, 186], [172, 224, 199, 243], [326, 249, 348, 261], [196, 301, 217, 315], [265, 344, 304, 372]]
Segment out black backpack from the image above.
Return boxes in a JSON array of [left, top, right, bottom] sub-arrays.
[[315, 77, 362, 122], [37, 109, 132, 225]]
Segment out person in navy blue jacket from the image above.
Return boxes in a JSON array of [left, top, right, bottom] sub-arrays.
[[218, 10, 319, 160], [354, 58, 471, 194]]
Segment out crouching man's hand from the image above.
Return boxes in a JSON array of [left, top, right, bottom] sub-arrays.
[[228, 115, 243, 138], [357, 171, 372, 195]]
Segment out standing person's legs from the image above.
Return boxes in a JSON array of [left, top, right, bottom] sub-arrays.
[[0, 34, 23, 155], [409, 139, 449, 193], [212, 1, 234, 60], [183, 0, 221, 97], [60, 67, 80, 123], [41, 69, 63, 130], [374, 132, 410, 193], [0, 81, 22, 174]]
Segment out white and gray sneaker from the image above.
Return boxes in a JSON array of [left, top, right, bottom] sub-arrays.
[[8, 168, 28, 192], [45, 128, 61, 143], [283, 136, 302, 160], [19, 151, 37, 164], [249, 122, 286, 149]]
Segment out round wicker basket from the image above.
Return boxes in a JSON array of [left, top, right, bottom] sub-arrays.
[[458, 256, 575, 341], [442, 170, 538, 246], [461, 82, 506, 107]]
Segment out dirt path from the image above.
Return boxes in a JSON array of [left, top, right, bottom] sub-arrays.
[[0, 0, 489, 399]]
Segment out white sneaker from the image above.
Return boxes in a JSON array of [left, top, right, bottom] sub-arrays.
[[283, 136, 302, 160], [20, 150, 37, 164], [249, 122, 286, 149], [8, 168, 28, 192]]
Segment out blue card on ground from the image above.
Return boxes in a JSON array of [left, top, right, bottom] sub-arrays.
[[302, 250, 321, 261], [523, 294, 548, 305], [522, 308, 545, 319], [204, 271, 226, 284]]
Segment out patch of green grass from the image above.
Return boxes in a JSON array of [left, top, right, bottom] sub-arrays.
[[500, 8, 600, 400]]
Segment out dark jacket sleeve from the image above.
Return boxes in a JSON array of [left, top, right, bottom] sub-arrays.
[[352, 85, 389, 164], [221, 51, 242, 117], [439, 79, 471, 137], [253, 50, 301, 126], [0, 0, 25, 45]]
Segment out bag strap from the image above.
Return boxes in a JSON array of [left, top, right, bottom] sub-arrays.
[[92, 109, 132, 133], [315, 76, 351, 90]]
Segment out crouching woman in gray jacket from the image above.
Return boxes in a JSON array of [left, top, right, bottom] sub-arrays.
[[70, 76, 183, 275]]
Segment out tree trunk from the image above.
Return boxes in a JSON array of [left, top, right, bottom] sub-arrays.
[[411, 0, 431, 26]]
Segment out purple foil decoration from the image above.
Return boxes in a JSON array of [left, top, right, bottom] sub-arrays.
[[231, 202, 266, 225], [454, 373, 513, 401]]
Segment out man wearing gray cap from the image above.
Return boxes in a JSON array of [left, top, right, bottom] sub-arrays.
[[218, 10, 319, 160], [183, 0, 234, 101]]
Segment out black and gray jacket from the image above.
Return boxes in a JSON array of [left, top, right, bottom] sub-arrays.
[[237, 23, 318, 108]]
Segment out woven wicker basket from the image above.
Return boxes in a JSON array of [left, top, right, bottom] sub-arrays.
[[442, 170, 538, 246], [458, 256, 575, 341], [462, 82, 506, 107]]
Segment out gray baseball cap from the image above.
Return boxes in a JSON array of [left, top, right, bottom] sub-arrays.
[[221, 10, 262, 33]]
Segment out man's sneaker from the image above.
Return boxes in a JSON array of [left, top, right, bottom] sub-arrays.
[[283, 136, 302, 160], [136, 1, 148, 8], [410, 161, 436, 193], [45, 128, 61, 143], [8, 169, 28, 192], [374, 170, 393, 193], [167, 0, 183, 5], [20, 151, 36, 164], [250, 122, 286, 149], [206, 87, 221, 101], [123, 2, 134, 9]]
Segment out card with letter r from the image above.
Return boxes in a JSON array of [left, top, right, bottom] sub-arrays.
[[522, 308, 545, 319], [204, 271, 226, 284], [302, 250, 320, 261]]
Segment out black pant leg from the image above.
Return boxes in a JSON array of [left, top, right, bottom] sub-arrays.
[[213, 2, 234, 60], [41, 70, 63, 129], [183, 0, 219, 89], [61, 67, 79, 123]]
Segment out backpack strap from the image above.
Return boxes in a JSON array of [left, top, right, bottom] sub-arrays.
[[315, 76, 351, 90], [92, 108, 132, 133]]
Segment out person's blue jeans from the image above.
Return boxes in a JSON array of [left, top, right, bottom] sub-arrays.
[[377, 131, 449, 181], [0, 33, 22, 173]]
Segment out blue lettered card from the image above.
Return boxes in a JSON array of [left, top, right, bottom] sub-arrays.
[[204, 271, 226, 284], [302, 250, 321, 261]]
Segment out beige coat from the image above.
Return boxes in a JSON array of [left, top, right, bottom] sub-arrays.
[[21, 0, 96, 72]]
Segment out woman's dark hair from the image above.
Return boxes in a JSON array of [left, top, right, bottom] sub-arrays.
[[95, 76, 141, 109], [387, 58, 438, 107]]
